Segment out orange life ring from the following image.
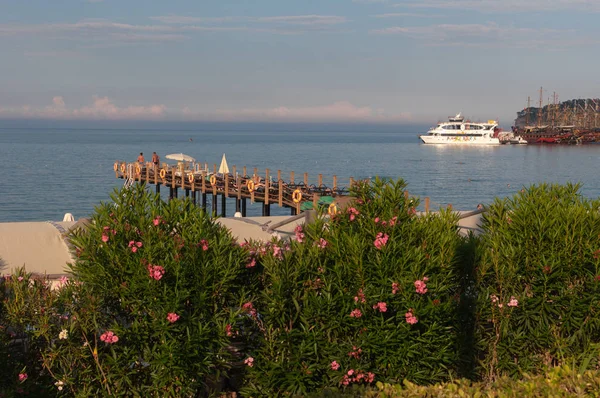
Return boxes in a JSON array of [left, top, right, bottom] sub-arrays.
[[292, 189, 302, 203], [247, 180, 255, 192], [328, 203, 338, 216], [159, 169, 166, 179], [188, 173, 195, 183], [210, 175, 217, 185], [120, 163, 126, 173], [113, 162, 118, 171], [135, 164, 141, 175]]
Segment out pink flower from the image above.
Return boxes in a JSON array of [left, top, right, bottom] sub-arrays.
[[373, 302, 387, 312], [272, 246, 283, 259], [100, 330, 119, 344], [374, 217, 380, 223], [348, 346, 362, 359], [507, 296, 519, 307], [131, 246, 138, 253], [354, 288, 366, 303], [294, 225, 305, 243], [136, 242, 142, 248], [414, 279, 428, 294], [167, 312, 180, 323], [244, 357, 254, 367], [147, 265, 165, 281], [199, 239, 209, 251], [389, 216, 398, 226], [153, 216, 161, 226], [367, 372, 375, 383], [373, 232, 389, 249], [316, 238, 328, 249], [348, 207, 360, 221], [17, 276, 24, 282], [18, 373, 27, 382], [490, 294, 499, 304], [59, 275, 69, 286], [242, 302, 257, 317], [225, 324, 233, 337], [349, 309, 362, 318], [101, 234, 109, 243], [330, 361, 340, 371], [347, 369, 354, 376], [405, 310, 418, 325], [128, 240, 135, 247], [246, 258, 256, 268], [391, 282, 399, 295]]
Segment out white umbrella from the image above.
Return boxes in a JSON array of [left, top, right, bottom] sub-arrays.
[[218, 153, 230, 174], [166, 153, 195, 162]]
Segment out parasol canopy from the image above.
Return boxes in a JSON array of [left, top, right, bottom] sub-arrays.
[[165, 153, 195, 162], [218, 153, 230, 174]]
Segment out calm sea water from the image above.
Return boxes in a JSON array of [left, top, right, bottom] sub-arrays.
[[0, 126, 599, 222]]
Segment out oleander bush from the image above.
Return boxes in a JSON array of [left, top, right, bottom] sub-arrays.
[[475, 183, 600, 380], [4, 184, 252, 396], [241, 178, 465, 396]]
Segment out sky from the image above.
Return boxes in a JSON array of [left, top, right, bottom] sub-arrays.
[[1, 0, 600, 126]]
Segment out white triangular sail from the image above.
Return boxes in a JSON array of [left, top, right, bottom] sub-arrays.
[[218, 153, 230, 174]]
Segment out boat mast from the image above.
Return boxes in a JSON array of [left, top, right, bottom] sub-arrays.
[[537, 86, 543, 128]]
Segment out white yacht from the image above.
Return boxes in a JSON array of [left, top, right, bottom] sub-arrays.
[[420, 113, 501, 145]]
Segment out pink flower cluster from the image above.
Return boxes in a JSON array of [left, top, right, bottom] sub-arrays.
[[166, 312, 180, 323], [272, 245, 283, 260], [374, 216, 398, 227], [354, 288, 366, 303], [347, 207, 360, 221], [246, 257, 257, 268], [198, 239, 209, 251], [152, 216, 163, 226], [128, 240, 143, 253], [18, 373, 28, 382], [244, 357, 254, 367], [373, 233, 389, 249], [330, 360, 340, 370], [294, 225, 305, 242], [349, 309, 362, 318], [341, 369, 375, 386], [414, 277, 429, 294], [373, 302, 387, 312], [491, 295, 519, 308], [348, 346, 362, 359], [225, 324, 233, 337], [147, 264, 165, 281], [242, 302, 257, 318], [391, 282, 400, 295], [100, 330, 119, 344], [405, 310, 418, 325], [316, 238, 328, 249]]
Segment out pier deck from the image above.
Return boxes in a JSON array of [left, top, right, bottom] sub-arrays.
[[114, 161, 356, 217]]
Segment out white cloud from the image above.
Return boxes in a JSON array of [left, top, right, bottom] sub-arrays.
[[372, 12, 444, 18], [0, 96, 166, 120], [371, 22, 577, 49], [395, 0, 600, 12], [0, 98, 411, 122], [150, 15, 348, 26], [353, 0, 388, 3]]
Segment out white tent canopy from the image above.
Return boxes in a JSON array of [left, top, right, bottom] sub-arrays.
[[166, 153, 195, 162], [218, 153, 230, 174]]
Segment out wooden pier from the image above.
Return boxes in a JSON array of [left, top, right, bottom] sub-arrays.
[[114, 161, 355, 217]]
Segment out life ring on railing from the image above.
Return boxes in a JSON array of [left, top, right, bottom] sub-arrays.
[[210, 175, 217, 185], [188, 173, 195, 183], [292, 189, 302, 203], [135, 164, 141, 175], [247, 180, 255, 192], [328, 203, 338, 216], [120, 163, 126, 173], [113, 162, 118, 171], [159, 169, 166, 179]]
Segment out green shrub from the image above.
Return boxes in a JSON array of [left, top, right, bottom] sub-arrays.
[[241, 178, 464, 395], [475, 183, 600, 380], [7, 185, 252, 396]]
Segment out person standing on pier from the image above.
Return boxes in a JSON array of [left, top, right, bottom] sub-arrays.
[[137, 152, 145, 163], [152, 152, 160, 168]]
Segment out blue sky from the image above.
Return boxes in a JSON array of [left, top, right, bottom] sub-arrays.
[[1, 0, 599, 126]]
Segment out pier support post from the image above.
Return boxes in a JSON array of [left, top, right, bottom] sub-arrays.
[[221, 194, 226, 217], [212, 194, 218, 216], [192, 191, 197, 206], [202, 193, 207, 210], [174, 188, 178, 199], [156, 183, 160, 195], [262, 203, 270, 216], [241, 198, 247, 217], [235, 198, 241, 213], [169, 187, 174, 200], [185, 188, 189, 198]]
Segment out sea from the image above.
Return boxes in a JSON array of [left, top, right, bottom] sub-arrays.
[[1, 122, 599, 222]]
